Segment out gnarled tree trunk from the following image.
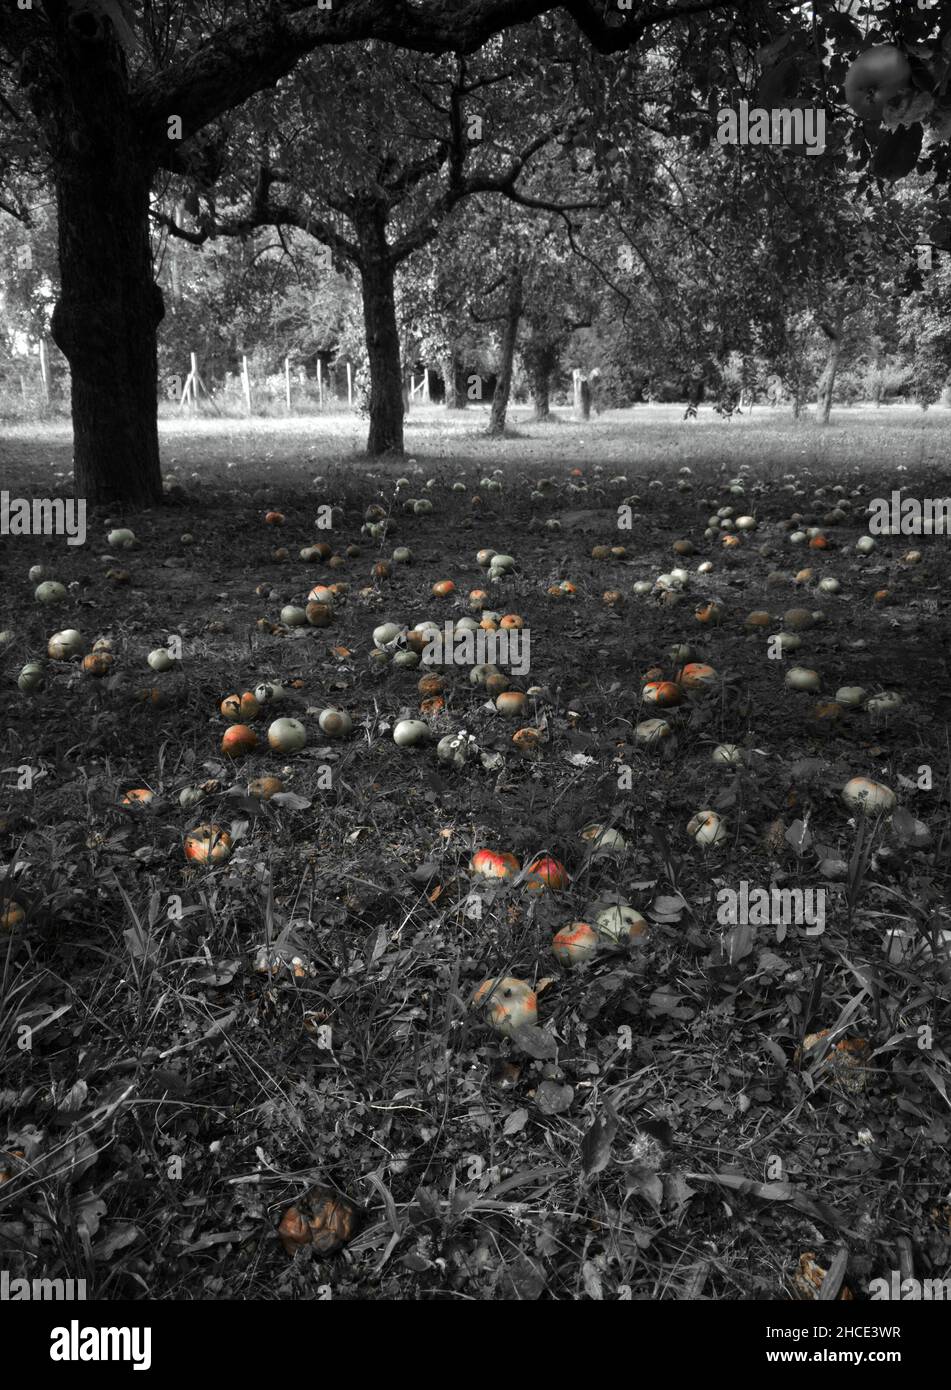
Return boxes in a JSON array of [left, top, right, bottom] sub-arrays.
[[817, 315, 843, 425]]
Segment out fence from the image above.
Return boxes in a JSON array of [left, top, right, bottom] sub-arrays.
[[174, 352, 355, 416]]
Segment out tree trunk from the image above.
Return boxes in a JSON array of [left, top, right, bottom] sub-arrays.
[[529, 357, 552, 421], [45, 15, 164, 505], [355, 205, 404, 456], [443, 351, 467, 409], [488, 272, 522, 438], [817, 318, 843, 426]]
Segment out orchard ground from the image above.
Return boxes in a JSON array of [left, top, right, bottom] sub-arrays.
[[1, 402, 950, 1302]]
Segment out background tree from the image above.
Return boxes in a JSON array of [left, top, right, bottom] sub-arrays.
[[0, 0, 744, 501]]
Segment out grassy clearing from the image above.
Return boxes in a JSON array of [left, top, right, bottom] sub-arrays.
[[0, 406, 949, 1302]]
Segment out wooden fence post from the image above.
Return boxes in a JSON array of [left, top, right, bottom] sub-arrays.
[[241, 356, 252, 415], [346, 362, 353, 407], [38, 338, 50, 403]]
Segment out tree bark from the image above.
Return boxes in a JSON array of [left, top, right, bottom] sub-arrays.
[[488, 271, 522, 437], [526, 345, 553, 420], [817, 317, 843, 426], [442, 351, 467, 409], [44, 13, 164, 505], [355, 204, 404, 456]]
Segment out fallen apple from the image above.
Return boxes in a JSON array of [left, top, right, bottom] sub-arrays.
[[594, 903, 649, 944], [268, 718, 307, 753], [552, 922, 599, 965], [221, 724, 258, 759], [393, 719, 429, 747], [522, 855, 569, 893], [470, 849, 520, 880], [35, 580, 67, 605], [842, 777, 896, 815], [184, 824, 232, 863], [318, 708, 352, 738], [47, 629, 84, 660], [471, 977, 537, 1035], [687, 809, 727, 847]]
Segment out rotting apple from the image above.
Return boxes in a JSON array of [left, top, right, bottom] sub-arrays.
[[471, 977, 537, 1035]]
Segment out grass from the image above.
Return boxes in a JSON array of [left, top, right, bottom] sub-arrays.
[[0, 403, 949, 1302]]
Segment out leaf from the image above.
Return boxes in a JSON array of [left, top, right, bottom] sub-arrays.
[[581, 1260, 604, 1300], [56, 1133, 99, 1186], [268, 792, 312, 811], [756, 33, 796, 68], [920, 1064, 951, 1111], [685, 1172, 847, 1228], [581, 1104, 618, 1179], [498, 1253, 545, 1300], [503, 1107, 529, 1136], [785, 818, 812, 855], [56, 1080, 88, 1113], [871, 123, 923, 180], [400, 1251, 431, 1273], [93, 1223, 140, 1261], [179, 1230, 245, 1254], [123, 922, 158, 965], [664, 1170, 697, 1211], [889, 806, 922, 845], [817, 1247, 850, 1302], [535, 1080, 574, 1115], [722, 922, 754, 964], [510, 1023, 557, 1059], [367, 923, 388, 964], [757, 56, 801, 108], [626, 1167, 664, 1211], [73, 1192, 107, 1239]]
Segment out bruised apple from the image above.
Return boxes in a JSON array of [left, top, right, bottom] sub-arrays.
[[471, 977, 537, 1035], [278, 1186, 360, 1257], [471, 849, 520, 880], [184, 824, 232, 863]]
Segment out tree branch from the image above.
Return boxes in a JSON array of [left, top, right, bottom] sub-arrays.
[[135, 1, 560, 160]]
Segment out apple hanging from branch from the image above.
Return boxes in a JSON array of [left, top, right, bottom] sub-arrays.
[[844, 45, 912, 123]]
